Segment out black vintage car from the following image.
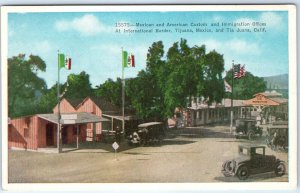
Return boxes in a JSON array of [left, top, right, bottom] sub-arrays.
[[128, 122, 165, 146], [222, 145, 286, 180], [266, 122, 288, 151], [234, 119, 263, 140]]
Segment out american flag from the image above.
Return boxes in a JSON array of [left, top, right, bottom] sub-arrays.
[[233, 64, 246, 78]]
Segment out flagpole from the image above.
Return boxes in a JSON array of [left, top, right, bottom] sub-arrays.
[[57, 50, 62, 153], [121, 48, 125, 134], [230, 60, 234, 133]]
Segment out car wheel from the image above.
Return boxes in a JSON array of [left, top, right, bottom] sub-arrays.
[[248, 131, 255, 140], [237, 166, 249, 180], [140, 139, 146, 146], [275, 163, 286, 176]]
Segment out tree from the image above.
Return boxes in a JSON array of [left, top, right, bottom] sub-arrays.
[[163, 39, 209, 116], [202, 50, 225, 104], [8, 54, 47, 118], [123, 41, 167, 120], [224, 70, 267, 100], [94, 78, 122, 106], [63, 71, 94, 99], [126, 39, 225, 119], [37, 84, 64, 114]]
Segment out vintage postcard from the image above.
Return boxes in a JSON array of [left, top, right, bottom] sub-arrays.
[[1, 5, 297, 191]]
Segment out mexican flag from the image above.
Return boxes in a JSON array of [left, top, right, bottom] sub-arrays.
[[58, 53, 71, 70], [122, 51, 135, 68], [65, 56, 71, 70]]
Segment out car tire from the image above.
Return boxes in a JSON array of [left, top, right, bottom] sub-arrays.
[[237, 166, 249, 180], [275, 163, 286, 176], [140, 139, 146, 146], [248, 131, 255, 140]]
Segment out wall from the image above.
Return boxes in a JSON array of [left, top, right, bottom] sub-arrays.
[[77, 98, 103, 139], [8, 116, 39, 150], [53, 98, 76, 114], [189, 107, 241, 126]]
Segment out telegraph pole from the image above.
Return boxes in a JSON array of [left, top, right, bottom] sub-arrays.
[[230, 60, 234, 133], [57, 50, 62, 153], [121, 48, 125, 134]]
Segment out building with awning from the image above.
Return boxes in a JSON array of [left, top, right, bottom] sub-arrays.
[[8, 112, 109, 151], [243, 91, 288, 121]]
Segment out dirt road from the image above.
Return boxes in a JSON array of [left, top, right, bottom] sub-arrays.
[[8, 125, 288, 183]]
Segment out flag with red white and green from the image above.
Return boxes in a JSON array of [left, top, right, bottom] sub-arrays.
[[58, 53, 72, 70], [122, 50, 135, 68]]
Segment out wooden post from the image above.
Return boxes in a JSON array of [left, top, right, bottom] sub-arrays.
[[57, 51, 62, 153], [93, 123, 96, 141], [230, 60, 234, 133], [76, 124, 79, 149]]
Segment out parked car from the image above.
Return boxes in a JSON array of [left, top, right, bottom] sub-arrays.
[[128, 122, 165, 146], [266, 122, 288, 151], [234, 118, 263, 140], [221, 145, 286, 180], [101, 130, 116, 143]]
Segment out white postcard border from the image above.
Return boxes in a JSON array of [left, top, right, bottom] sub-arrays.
[[1, 4, 297, 191]]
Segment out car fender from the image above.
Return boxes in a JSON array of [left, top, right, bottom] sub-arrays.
[[234, 163, 248, 175], [275, 159, 285, 167]]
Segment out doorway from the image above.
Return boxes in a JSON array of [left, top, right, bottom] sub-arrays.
[[46, 123, 54, 146], [62, 126, 68, 144]]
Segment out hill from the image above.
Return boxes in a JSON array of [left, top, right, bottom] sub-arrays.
[[262, 74, 288, 98], [263, 74, 288, 89]]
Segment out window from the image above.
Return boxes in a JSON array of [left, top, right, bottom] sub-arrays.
[[24, 128, 29, 138], [199, 110, 202, 120], [196, 111, 199, 119], [255, 148, 264, 155]]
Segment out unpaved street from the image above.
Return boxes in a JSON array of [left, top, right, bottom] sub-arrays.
[[8, 125, 288, 183]]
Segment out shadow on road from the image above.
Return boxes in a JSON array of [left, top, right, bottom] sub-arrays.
[[215, 172, 288, 182], [62, 138, 197, 153], [168, 127, 234, 139]]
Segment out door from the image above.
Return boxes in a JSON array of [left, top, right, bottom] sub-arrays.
[[62, 126, 68, 144], [46, 123, 54, 146]]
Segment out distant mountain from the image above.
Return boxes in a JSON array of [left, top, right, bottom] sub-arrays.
[[263, 74, 288, 90], [262, 74, 288, 98]]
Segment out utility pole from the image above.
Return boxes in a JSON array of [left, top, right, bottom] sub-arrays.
[[57, 51, 62, 153], [121, 48, 125, 134], [230, 60, 234, 133]]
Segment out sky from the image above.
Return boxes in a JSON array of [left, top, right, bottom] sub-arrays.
[[8, 10, 289, 88]]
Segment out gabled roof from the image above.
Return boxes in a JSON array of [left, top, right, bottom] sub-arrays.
[[65, 98, 85, 109], [88, 96, 120, 113], [65, 96, 120, 113], [255, 91, 282, 97], [270, 97, 288, 104]]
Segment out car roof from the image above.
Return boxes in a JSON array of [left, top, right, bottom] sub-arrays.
[[138, 122, 163, 127]]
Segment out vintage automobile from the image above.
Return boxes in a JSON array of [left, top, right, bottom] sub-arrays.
[[128, 122, 166, 146], [101, 130, 116, 143], [234, 118, 263, 140], [266, 122, 288, 151], [221, 145, 286, 180]]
